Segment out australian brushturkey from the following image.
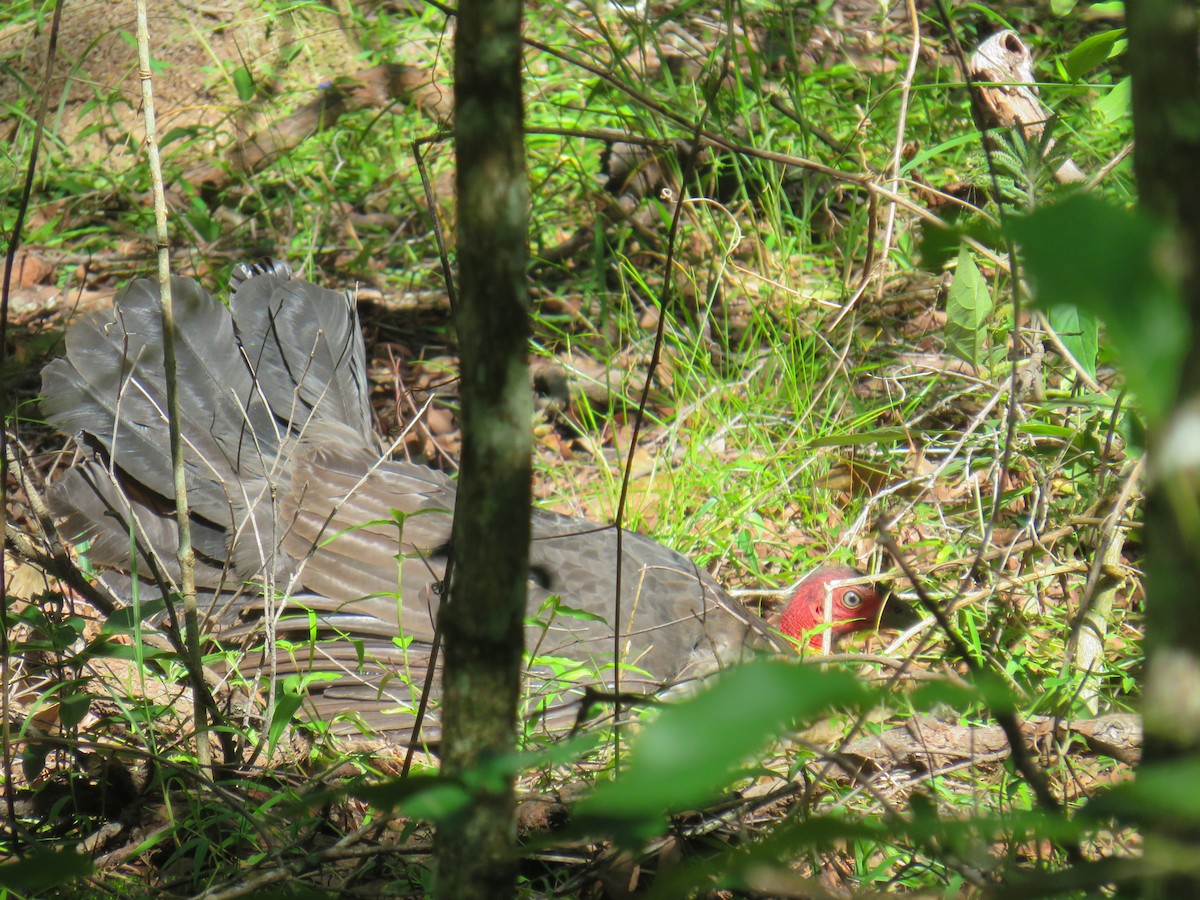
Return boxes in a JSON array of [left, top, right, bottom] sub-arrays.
[[41, 261, 902, 740]]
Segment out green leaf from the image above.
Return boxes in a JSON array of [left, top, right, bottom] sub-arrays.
[[21, 742, 51, 783], [350, 738, 606, 821], [267, 685, 307, 755], [186, 196, 222, 243], [919, 219, 1004, 274], [907, 672, 1019, 714], [735, 528, 757, 572], [1063, 28, 1126, 80], [1088, 758, 1200, 828], [534, 595, 608, 624], [104, 596, 169, 632], [1048, 304, 1099, 379], [0, 850, 93, 892], [85, 637, 173, 663], [233, 66, 256, 102], [1094, 76, 1131, 124], [161, 126, 202, 148], [944, 248, 994, 371], [1010, 195, 1186, 423], [575, 660, 871, 842], [353, 774, 472, 819], [59, 690, 92, 729]]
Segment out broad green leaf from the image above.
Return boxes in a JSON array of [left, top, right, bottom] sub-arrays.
[[22, 742, 51, 783], [735, 527, 758, 573], [1048, 304, 1099, 379], [354, 774, 472, 819], [267, 686, 307, 755], [0, 851, 93, 893], [1064, 28, 1125, 80], [186, 197, 222, 243], [575, 660, 871, 841], [233, 66, 256, 101], [351, 732, 604, 821], [919, 219, 1004, 273], [1010, 195, 1186, 423], [908, 672, 1019, 713], [104, 596, 169, 633], [161, 126, 202, 147], [87, 638, 174, 667], [59, 690, 92, 729], [534, 595, 608, 624], [1088, 758, 1200, 827], [266, 672, 345, 751], [945, 248, 994, 371], [1094, 76, 1131, 124], [1018, 423, 1101, 456]]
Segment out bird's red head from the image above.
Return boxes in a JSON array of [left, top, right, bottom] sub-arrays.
[[778, 566, 890, 650]]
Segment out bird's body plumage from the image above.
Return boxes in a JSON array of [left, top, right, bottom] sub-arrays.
[[42, 262, 892, 741]]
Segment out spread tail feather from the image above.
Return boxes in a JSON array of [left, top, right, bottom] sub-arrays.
[[41, 260, 376, 585]]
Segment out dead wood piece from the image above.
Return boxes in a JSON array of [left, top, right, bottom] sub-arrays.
[[1067, 713, 1143, 765], [968, 30, 1086, 184], [843, 715, 1009, 772], [555, 351, 653, 410], [182, 63, 451, 193], [842, 713, 1142, 775]]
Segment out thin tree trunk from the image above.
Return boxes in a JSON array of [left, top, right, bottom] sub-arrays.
[[1129, 0, 1200, 895], [433, 0, 530, 893]]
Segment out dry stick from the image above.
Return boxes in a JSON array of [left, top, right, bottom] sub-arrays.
[[1032, 309, 1104, 393], [0, 0, 63, 842], [401, 135, 458, 778], [1067, 456, 1143, 713], [831, 0, 922, 331], [932, 4, 1035, 632], [413, 135, 458, 316], [520, 36, 971, 234], [886, 0, 925, 240], [877, 527, 1085, 865], [610, 65, 722, 752], [527, 124, 1003, 268], [1086, 142, 1133, 191], [932, 16, 1091, 858], [133, 0, 211, 772]]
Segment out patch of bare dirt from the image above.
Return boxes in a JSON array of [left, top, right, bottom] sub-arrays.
[[0, 0, 364, 166]]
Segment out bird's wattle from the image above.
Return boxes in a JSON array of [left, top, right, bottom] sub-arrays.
[[778, 566, 888, 649]]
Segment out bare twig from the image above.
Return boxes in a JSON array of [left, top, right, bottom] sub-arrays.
[[831, 0, 922, 330], [0, 0, 64, 841], [1068, 457, 1144, 712], [878, 522, 1085, 864], [133, 0, 212, 770]]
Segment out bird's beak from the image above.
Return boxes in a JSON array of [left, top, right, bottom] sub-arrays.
[[874, 594, 921, 631]]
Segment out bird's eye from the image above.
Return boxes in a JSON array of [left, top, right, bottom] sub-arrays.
[[841, 589, 863, 609]]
